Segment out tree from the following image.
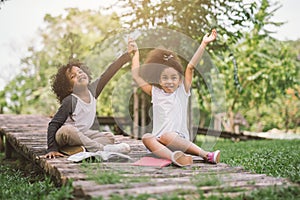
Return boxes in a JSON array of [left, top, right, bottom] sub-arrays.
[[114, 0, 283, 49], [114, 0, 293, 132], [1, 8, 124, 115], [212, 0, 300, 132], [216, 37, 299, 132], [3, 1, 298, 133]]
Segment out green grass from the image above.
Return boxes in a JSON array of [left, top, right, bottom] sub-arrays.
[[195, 138, 300, 200], [0, 153, 73, 200], [81, 161, 150, 186], [1, 138, 300, 200], [88, 138, 300, 200], [191, 174, 221, 187], [210, 139, 300, 183]]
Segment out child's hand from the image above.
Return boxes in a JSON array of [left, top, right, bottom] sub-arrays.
[[128, 38, 138, 55], [202, 29, 217, 45], [42, 151, 64, 159]]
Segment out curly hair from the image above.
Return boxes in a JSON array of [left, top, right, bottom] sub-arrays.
[[140, 48, 183, 86], [51, 60, 92, 103]]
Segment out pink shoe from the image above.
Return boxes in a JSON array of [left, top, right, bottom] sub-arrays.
[[207, 150, 220, 164]]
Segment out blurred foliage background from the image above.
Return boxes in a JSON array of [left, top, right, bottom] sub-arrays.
[[0, 0, 299, 133]]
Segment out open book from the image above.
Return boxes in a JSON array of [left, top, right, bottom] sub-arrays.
[[67, 151, 132, 162]]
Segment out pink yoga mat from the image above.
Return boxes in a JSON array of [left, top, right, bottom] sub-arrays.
[[133, 156, 172, 168]]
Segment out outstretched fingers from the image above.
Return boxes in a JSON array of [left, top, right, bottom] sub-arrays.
[[128, 38, 138, 54], [203, 29, 217, 44]]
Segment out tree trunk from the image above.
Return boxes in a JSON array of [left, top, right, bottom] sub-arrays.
[[133, 85, 139, 139]]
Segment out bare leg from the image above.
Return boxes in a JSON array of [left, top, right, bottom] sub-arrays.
[[142, 133, 193, 166], [142, 133, 173, 160], [159, 132, 209, 159]]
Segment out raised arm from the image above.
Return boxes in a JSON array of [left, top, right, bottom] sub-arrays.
[[129, 39, 152, 96], [184, 29, 217, 92], [93, 52, 132, 98]]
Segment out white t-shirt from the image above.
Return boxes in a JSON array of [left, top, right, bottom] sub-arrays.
[[66, 91, 96, 132], [151, 83, 191, 140]]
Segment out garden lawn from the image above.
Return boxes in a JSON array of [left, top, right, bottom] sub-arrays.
[[0, 153, 73, 200], [1, 139, 299, 200], [209, 138, 300, 183]]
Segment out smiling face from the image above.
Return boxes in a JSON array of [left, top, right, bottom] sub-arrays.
[[159, 67, 182, 93], [65, 66, 89, 92]]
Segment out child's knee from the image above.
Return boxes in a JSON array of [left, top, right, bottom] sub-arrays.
[[56, 125, 71, 140], [142, 133, 155, 143], [159, 132, 176, 142], [142, 133, 154, 139], [55, 125, 80, 146], [56, 125, 77, 136]]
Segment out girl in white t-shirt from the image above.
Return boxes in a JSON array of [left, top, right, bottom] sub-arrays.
[[130, 29, 220, 166]]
